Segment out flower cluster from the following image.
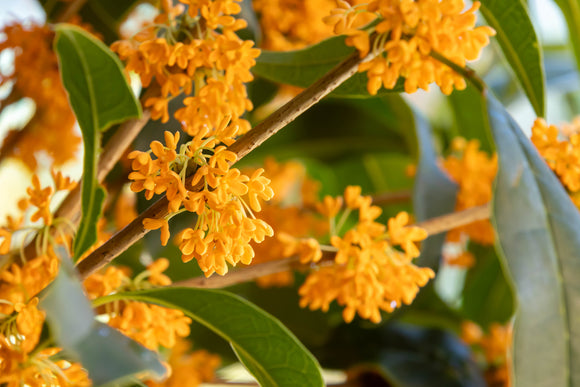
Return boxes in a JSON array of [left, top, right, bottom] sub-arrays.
[[115, 1, 275, 277], [0, 23, 81, 170], [111, 0, 259, 143], [299, 186, 434, 323], [441, 138, 497, 266], [461, 321, 512, 387], [531, 117, 580, 208], [245, 158, 328, 287], [0, 173, 90, 386], [0, 170, 77, 314], [146, 339, 220, 387], [85, 259, 192, 350], [129, 131, 274, 277], [252, 0, 369, 51], [324, 0, 495, 95]]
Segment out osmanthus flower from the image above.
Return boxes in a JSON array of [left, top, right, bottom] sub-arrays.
[[323, 0, 495, 95], [531, 117, 580, 208], [111, 0, 259, 145], [0, 171, 76, 316], [299, 186, 434, 323], [84, 259, 192, 351], [128, 127, 275, 277], [145, 338, 220, 387], [243, 158, 329, 287], [461, 321, 512, 387], [0, 298, 91, 386], [441, 138, 497, 265], [252, 0, 371, 51], [0, 22, 81, 170]]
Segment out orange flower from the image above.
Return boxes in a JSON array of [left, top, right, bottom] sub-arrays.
[[301, 186, 432, 323], [143, 218, 171, 246], [316, 195, 344, 219], [324, 0, 495, 95], [442, 138, 497, 249]]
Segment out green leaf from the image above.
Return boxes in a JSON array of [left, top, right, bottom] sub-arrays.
[[448, 84, 494, 153], [54, 24, 141, 260], [97, 287, 324, 387], [460, 244, 515, 327], [486, 94, 580, 386], [553, 0, 580, 75], [480, 0, 545, 117], [413, 106, 457, 270], [40, 247, 167, 385], [253, 36, 405, 97]]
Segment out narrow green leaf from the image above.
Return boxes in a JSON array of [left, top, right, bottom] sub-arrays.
[[553, 0, 580, 75], [253, 36, 404, 97], [54, 24, 141, 260], [413, 107, 457, 270], [97, 287, 324, 387], [40, 247, 167, 385], [480, 0, 545, 117], [486, 94, 580, 386], [448, 84, 494, 153]]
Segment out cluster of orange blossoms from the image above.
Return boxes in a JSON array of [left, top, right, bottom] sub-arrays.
[[441, 138, 497, 267], [247, 158, 328, 287], [128, 130, 274, 276], [146, 339, 220, 387], [252, 0, 367, 51], [324, 0, 495, 95], [115, 1, 275, 277], [0, 173, 91, 386], [84, 259, 192, 351], [0, 23, 80, 170], [111, 0, 258, 139], [462, 321, 512, 387], [299, 186, 434, 323], [0, 168, 220, 386], [531, 117, 580, 208]]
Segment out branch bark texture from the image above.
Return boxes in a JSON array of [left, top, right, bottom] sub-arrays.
[[77, 50, 369, 278]]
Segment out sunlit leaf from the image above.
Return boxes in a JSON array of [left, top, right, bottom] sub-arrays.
[[95, 287, 325, 387], [480, 0, 545, 116], [54, 24, 141, 260]]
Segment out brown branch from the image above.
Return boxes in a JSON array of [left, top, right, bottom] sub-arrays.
[[18, 110, 151, 261], [54, 110, 152, 223], [372, 190, 412, 206], [76, 49, 373, 279], [173, 203, 492, 289]]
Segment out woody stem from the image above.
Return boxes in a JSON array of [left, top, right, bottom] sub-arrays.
[[172, 203, 492, 289], [76, 45, 378, 279]]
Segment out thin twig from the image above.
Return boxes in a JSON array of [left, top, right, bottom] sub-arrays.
[[372, 190, 412, 206], [54, 0, 88, 23], [173, 203, 492, 289], [430, 50, 486, 93], [55, 110, 152, 223], [77, 49, 374, 279]]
